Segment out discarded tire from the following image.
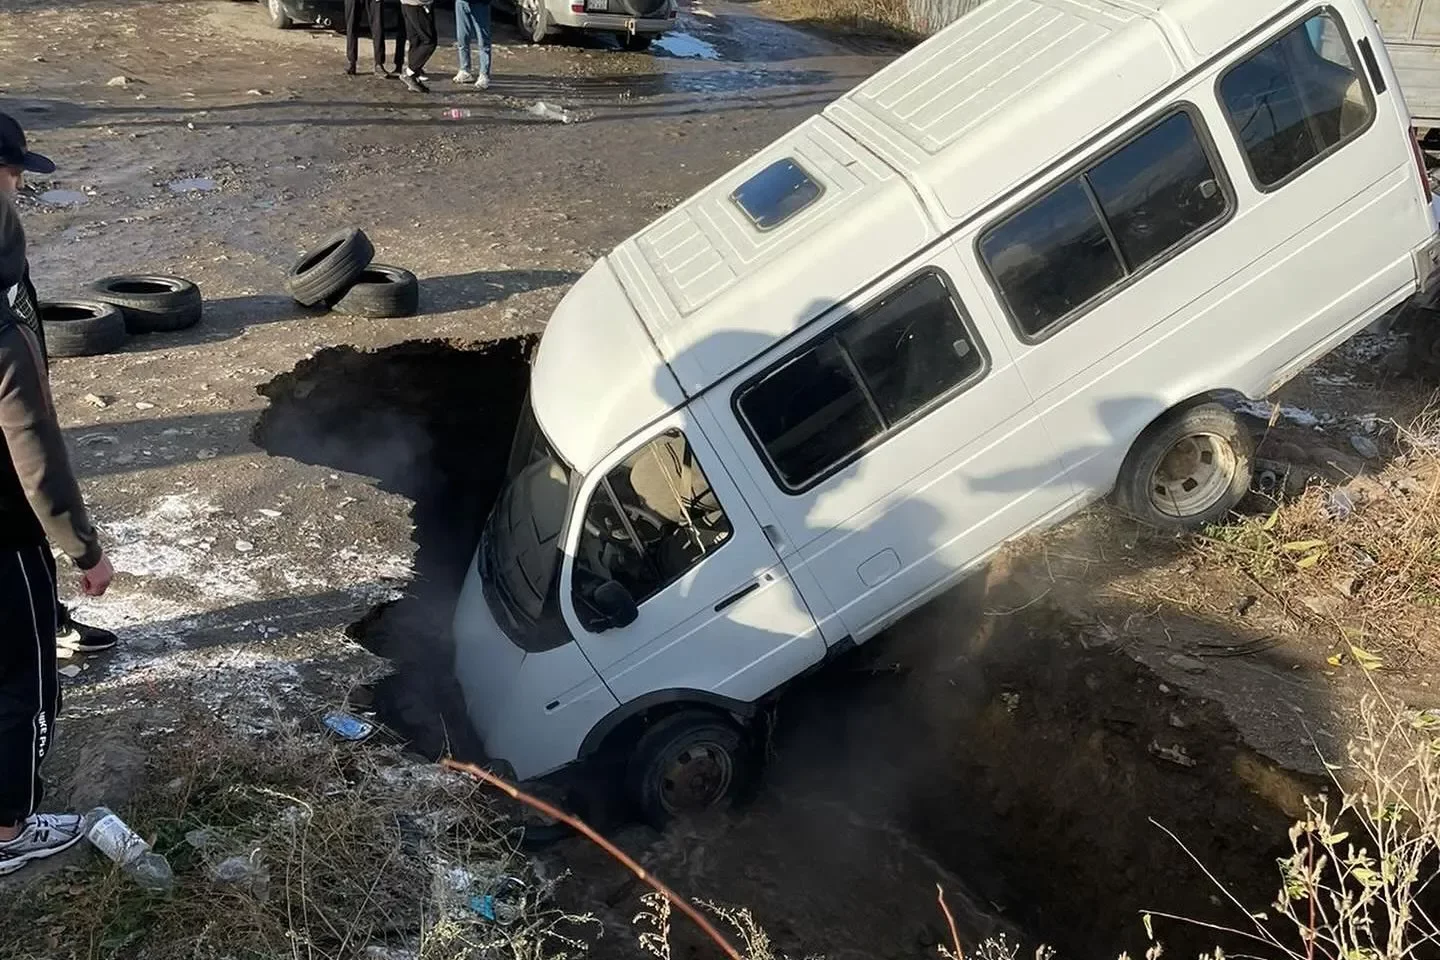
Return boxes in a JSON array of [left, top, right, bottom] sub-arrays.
[[40, 301, 128, 358], [330, 264, 420, 318], [87, 275, 202, 334], [286, 228, 374, 307]]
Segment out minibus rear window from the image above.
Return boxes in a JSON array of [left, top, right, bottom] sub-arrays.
[[731, 158, 824, 231], [1218, 11, 1375, 190]]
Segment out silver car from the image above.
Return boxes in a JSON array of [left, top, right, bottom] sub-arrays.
[[507, 0, 677, 49]]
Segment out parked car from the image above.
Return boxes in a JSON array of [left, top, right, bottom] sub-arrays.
[[257, 0, 403, 31], [453, 0, 1440, 824], [500, 0, 677, 48]]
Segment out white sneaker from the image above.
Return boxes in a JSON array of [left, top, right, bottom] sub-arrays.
[[475, 75, 491, 90], [453, 70, 477, 83], [0, 813, 86, 876]]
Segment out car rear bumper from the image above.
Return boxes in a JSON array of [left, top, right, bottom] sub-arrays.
[[550, 7, 676, 33]]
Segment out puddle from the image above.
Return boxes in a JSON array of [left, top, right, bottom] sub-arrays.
[[168, 177, 218, 194], [38, 189, 89, 207], [654, 31, 722, 60]]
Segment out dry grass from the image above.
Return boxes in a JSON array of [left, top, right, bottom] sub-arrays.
[[1196, 412, 1440, 670], [0, 712, 595, 960], [755, 0, 920, 37]]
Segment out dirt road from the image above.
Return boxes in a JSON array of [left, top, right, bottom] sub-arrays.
[[3, 3, 1436, 959]]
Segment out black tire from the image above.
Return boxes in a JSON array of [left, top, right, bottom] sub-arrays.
[[621, 34, 654, 52], [40, 301, 128, 358], [286, 228, 374, 307], [87, 275, 202, 334], [508, 782, 588, 851], [516, 0, 550, 43], [330, 264, 420, 318], [1115, 402, 1255, 531], [627, 711, 749, 828], [264, 0, 293, 28]]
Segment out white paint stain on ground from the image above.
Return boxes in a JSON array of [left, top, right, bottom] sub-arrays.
[[654, 32, 722, 60]]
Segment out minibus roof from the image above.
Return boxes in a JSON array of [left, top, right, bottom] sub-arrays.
[[607, 0, 1309, 395]]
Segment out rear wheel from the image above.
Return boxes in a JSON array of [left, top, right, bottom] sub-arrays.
[[265, 0, 294, 29], [621, 34, 653, 51], [517, 0, 550, 43], [627, 712, 749, 828], [1115, 403, 1254, 531]]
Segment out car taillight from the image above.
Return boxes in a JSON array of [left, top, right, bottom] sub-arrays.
[[1414, 127, 1433, 203], [571, 2, 583, 10]]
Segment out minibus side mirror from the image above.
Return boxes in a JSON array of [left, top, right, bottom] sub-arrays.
[[593, 580, 639, 630]]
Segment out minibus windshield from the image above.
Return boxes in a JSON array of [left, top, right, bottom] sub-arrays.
[[484, 399, 575, 641]]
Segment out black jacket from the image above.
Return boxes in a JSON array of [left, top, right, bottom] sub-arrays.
[[0, 195, 100, 568]]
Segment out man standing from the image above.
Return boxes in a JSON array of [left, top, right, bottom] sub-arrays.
[[453, 0, 492, 89], [0, 114, 115, 876], [399, 0, 438, 93], [344, 0, 404, 78]]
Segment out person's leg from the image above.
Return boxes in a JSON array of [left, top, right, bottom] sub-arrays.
[[0, 546, 59, 832], [343, 0, 363, 71], [400, 4, 431, 91], [367, 0, 386, 69], [0, 546, 83, 876], [392, 2, 407, 73], [411, 5, 438, 74], [454, 0, 475, 79], [476, 1, 492, 84]]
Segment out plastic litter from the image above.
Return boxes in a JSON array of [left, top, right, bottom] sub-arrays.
[[211, 852, 270, 901], [469, 875, 527, 925], [527, 101, 574, 124], [323, 710, 375, 741], [85, 807, 174, 892], [441, 108, 472, 120]]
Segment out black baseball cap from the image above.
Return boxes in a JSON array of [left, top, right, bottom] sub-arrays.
[[0, 113, 55, 174]]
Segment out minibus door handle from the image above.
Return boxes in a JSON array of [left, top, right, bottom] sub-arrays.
[[714, 581, 761, 613]]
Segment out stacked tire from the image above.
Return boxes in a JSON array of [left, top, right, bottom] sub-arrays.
[[285, 228, 419, 318], [42, 274, 204, 358]]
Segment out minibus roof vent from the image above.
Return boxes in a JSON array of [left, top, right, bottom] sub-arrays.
[[730, 158, 824, 232]]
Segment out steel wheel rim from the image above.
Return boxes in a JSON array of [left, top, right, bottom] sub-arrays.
[[658, 740, 733, 814], [269, 0, 284, 19], [1148, 432, 1238, 518], [519, 0, 540, 31]]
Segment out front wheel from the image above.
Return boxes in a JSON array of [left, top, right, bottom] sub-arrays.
[[1115, 403, 1255, 531], [627, 712, 750, 828], [265, 0, 294, 28]]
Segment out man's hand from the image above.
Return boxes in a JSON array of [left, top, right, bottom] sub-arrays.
[[80, 553, 113, 597]]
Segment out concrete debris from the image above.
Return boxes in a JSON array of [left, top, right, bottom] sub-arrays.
[[83, 393, 111, 408], [1149, 740, 1197, 768], [106, 75, 138, 87], [1166, 653, 1208, 675], [57, 664, 82, 678], [1350, 434, 1381, 460]]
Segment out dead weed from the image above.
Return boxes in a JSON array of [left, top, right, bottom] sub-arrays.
[[0, 712, 594, 960], [1197, 413, 1440, 669]]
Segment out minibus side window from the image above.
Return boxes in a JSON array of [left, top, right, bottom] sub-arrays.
[[572, 431, 733, 627], [737, 271, 987, 492], [980, 108, 1230, 340], [1218, 10, 1375, 190]]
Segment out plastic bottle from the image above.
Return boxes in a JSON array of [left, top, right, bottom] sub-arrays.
[[527, 101, 574, 124], [85, 807, 174, 893], [441, 108, 472, 120]]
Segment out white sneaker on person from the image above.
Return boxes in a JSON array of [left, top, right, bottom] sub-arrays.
[[475, 75, 491, 90], [453, 70, 477, 83], [0, 814, 86, 876]]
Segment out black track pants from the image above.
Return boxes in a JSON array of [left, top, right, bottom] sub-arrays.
[[0, 544, 58, 827]]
